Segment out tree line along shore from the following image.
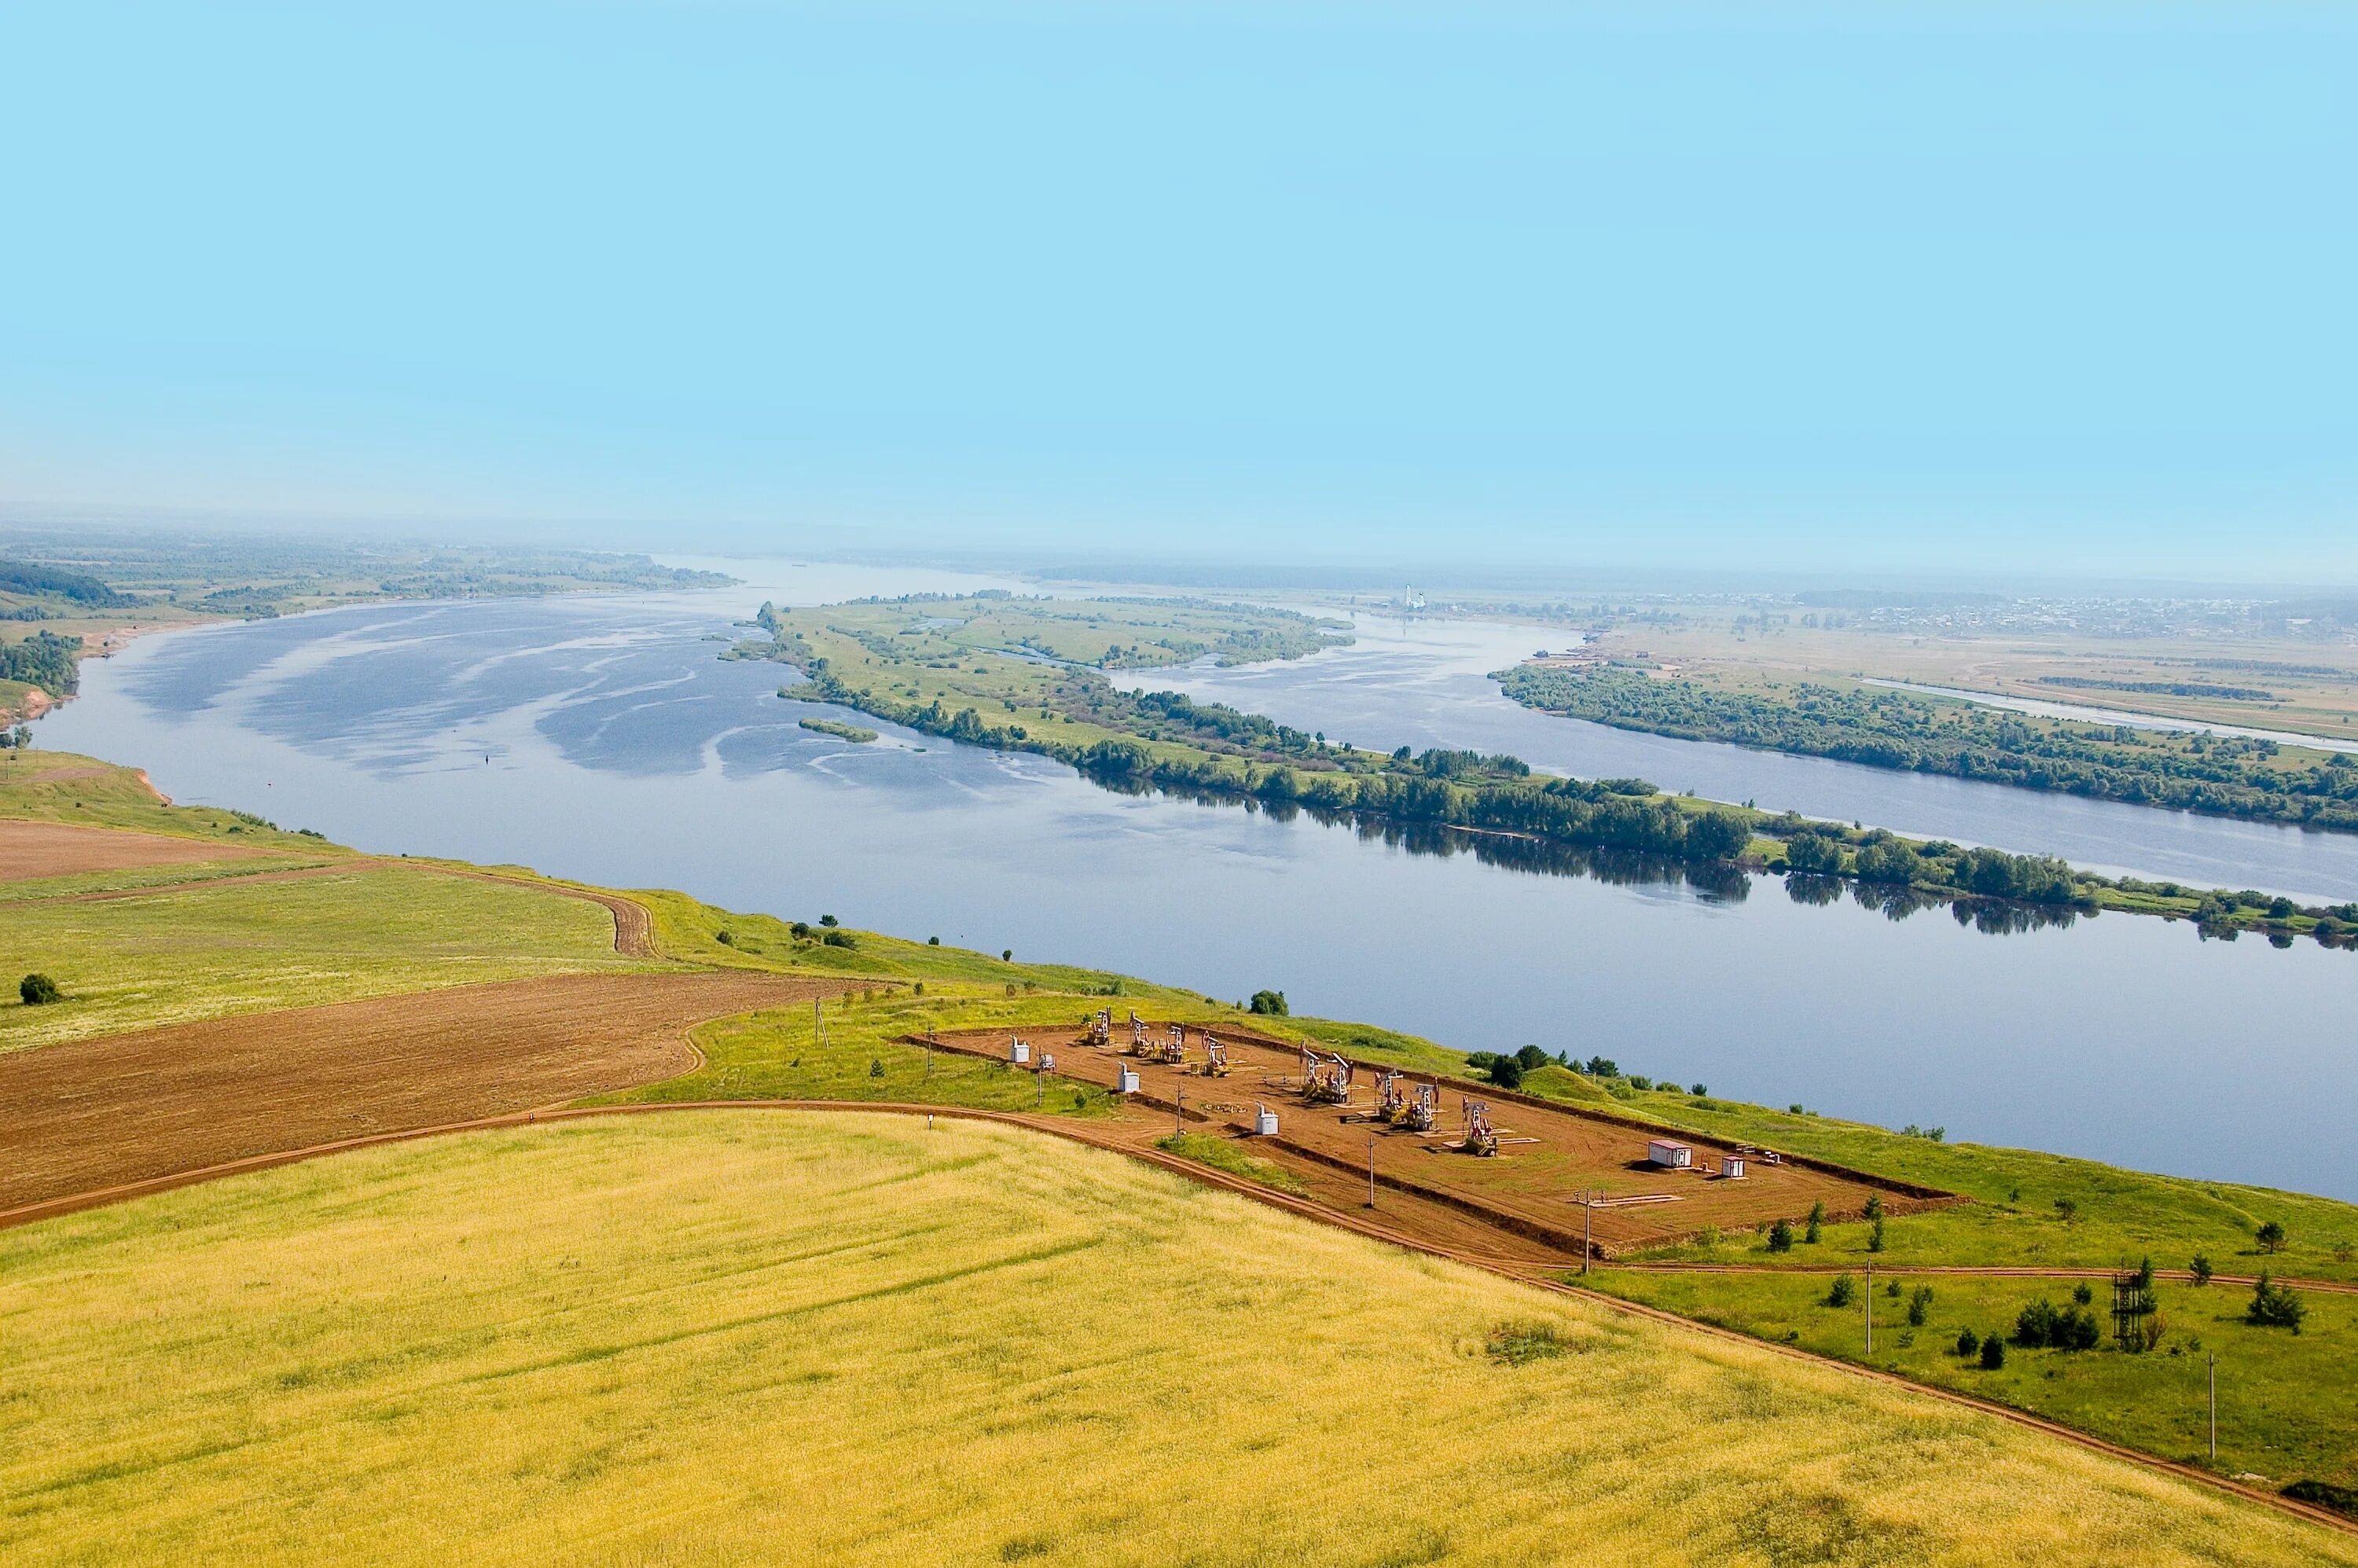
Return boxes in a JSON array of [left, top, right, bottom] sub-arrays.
[[1497, 661, 2358, 832]]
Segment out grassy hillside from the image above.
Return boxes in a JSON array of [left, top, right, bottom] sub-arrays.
[[4, 1111, 2349, 1568], [0, 749, 348, 848], [615, 989, 1125, 1115], [0, 867, 650, 1051], [1591, 1266, 2358, 1493], [1574, 1085, 2358, 1286]]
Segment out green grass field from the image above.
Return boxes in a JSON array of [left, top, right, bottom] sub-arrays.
[[1590, 1266, 2358, 1493], [0, 866, 648, 1051], [1155, 1130, 1312, 1195], [5, 1111, 2349, 1567], [1588, 1088, 2358, 1286], [609, 989, 1121, 1115]]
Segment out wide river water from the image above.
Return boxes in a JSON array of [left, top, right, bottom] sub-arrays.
[[40, 560, 2358, 1200]]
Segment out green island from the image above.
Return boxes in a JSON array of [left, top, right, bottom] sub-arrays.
[[3, 746, 2354, 1561], [1497, 660, 2358, 832], [733, 594, 2358, 946], [795, 717, 879, 743]]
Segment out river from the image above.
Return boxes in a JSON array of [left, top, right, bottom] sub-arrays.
[[1148, 611, 2358, 905], [38, 560, 2358, 1200]]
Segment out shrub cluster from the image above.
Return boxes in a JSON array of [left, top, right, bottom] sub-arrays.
[[2014, 1298, 2103, 1351], [2247, 1272, 2306, 1333]]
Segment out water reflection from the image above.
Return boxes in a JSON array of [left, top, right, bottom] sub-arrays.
[[1071, 750, 2217, 931], [1780, 869, 2078, 934], [1078, 769, 1754, 901]]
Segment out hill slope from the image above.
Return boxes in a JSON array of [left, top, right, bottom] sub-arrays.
[[2, 1111, 2349, 1567]]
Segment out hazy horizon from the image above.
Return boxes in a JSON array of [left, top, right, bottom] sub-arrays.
[[6, 2, 2352, 581]]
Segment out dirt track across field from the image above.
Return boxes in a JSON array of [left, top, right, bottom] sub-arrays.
[[922, 1023, 1937, 1255], [0, 970, 845, 1215], [444, 869, 658, 958], [0, 818, 282, 880]]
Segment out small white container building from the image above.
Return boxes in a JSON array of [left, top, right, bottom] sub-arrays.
[[1116, 1067, 1141, 1094], [1254, 1104, 1280, 1137], [1647, 1139, 1695, 1170], [1721, 1155, 1746, 1180], [1008, 1038, 1030, 1066]]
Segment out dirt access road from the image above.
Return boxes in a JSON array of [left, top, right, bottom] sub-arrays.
[[0, 970, 849, 1221]]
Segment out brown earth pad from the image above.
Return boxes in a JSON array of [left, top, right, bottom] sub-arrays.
[[0, 818, 278, 881], [922, 1023, 1945, 1256], [0, 970, 846, 1217]]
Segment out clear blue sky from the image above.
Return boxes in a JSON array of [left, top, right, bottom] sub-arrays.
[[4, 2, 2352, 580]]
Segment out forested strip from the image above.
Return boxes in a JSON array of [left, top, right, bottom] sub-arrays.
[[1497, 665, 2358, 832], [0, 632, 83, 696], [791, 668, 1755, 866]]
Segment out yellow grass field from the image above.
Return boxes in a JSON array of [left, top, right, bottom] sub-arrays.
[[2, 1112, 2350, 1568]]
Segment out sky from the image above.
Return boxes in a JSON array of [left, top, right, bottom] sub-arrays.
[[2, 2, 2352, 581]]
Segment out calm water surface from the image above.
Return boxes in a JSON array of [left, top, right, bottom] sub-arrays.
[[40, 562, 2358, 1199]]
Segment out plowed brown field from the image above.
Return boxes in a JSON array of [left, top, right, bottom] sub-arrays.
[[925, 1022, 1945, 1255], [0, 970, 846, 1218], [0, 818, 281, 880]]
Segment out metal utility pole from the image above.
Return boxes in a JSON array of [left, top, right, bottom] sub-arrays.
[[1865, 1258, 1874, 1355], [1582, 1190, 1593, 1276], [1174, 1088, 1185, 1138], [812, 996, 827, 1048], [1366, 1135, 1376, 1209], [2209, 1352, 2218, 1461]]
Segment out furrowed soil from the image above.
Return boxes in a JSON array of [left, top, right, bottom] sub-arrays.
[[925, 1022, 1933, 1254], [0, 971, 847, 1220], [0, 817, 286, 880]]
